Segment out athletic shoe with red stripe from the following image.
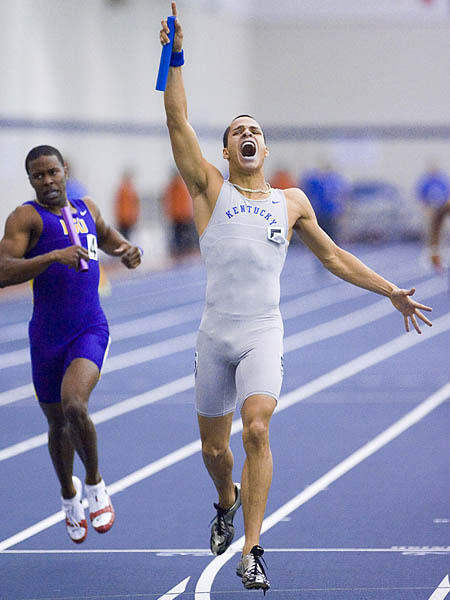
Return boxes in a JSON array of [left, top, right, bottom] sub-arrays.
[[85, 478, 115, 534], [61, 476, 88, 544]]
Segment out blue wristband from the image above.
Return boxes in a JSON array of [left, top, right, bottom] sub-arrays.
[[170, 50, 184, 67]]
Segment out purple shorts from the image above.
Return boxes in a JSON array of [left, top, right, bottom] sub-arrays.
[[30, 325, 110, 404]]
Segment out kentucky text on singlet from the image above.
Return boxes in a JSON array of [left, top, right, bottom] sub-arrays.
[[199, 180, 289, 318], [24, 198, 107, 343]]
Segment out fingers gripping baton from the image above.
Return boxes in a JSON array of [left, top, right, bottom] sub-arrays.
[[156, 15, 175, 91], [61, 206, 89, 272]]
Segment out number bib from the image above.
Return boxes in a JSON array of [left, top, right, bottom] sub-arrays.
[[86, 234, 98, 261]]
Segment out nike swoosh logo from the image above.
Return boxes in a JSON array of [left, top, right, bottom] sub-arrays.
[[272, 201, 280, 204], [80, 210, 87, 216]]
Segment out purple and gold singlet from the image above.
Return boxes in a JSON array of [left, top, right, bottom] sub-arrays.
[[24, 199, 109, 403]]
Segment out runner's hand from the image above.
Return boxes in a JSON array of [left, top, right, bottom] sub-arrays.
[[390, 287, 432, 334], [160, 2, 183, 52], [114, 243, 141, 269], [53, 245, 89, 270]]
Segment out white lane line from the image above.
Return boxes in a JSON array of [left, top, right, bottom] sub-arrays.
[[284, 276, 445, 352], [1, 316, 449, 551], [0, 321, 28, 344], [0, 375, 193, 462], [429, 575, 450, 600], [157, 577, 191, 600], [0, 272, 444, 412], [0, 383, 35, 407], [1, 286, 447, 462], [2, 547, 449, 555], [194, 382, 450, 599]]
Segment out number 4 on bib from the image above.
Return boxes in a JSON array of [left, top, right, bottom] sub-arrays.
[[86, 234, 98, 260]]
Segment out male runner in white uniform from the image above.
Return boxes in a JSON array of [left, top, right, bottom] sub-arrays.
[[160, 3, 432, 592]]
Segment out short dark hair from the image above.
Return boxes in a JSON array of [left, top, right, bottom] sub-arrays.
[[25, 145, 65, 174], [222, 114, 265, 148]]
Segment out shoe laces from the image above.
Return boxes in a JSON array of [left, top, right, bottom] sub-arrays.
[[210, 504, 227, 536], [63, 503, 80, 528], [248, 547, 268, 580]]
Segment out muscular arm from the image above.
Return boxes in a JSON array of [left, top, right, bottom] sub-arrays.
[[288, 188, 432, 332], [0, 206, 88, 288], [161, 3, 222, 232]]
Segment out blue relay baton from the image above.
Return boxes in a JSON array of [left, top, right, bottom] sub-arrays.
[[156, 15, 176, 91]]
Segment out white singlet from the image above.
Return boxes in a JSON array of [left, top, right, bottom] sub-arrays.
[[195, 180, 289, 417]]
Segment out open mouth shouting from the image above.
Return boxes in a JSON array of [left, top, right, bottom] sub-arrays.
[[240, 139, 257, 159]]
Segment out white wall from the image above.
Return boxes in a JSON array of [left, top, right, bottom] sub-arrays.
[[1, 0, 449, 243], [252, 22, 450, 126]]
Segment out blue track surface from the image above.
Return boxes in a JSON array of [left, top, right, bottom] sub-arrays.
[[0, 242, 449, 600]]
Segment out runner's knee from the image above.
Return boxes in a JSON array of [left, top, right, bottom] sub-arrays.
[[61, 396, 89, 425], [242, 419, 270, 451], [201, 440, 230, 463]]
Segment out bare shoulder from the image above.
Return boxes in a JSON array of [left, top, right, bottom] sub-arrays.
[[0, 204, 42, 257], [5, 204, 41, 231], [284, 187, 314, 223], [82, 197, 100, 219]]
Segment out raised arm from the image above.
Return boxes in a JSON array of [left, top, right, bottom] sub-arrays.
[[0, 206, 89, 287], [287, 188, 432, 334], [160, 3, 222, 228]]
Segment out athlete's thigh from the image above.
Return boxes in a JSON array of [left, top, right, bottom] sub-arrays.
[[30, 342, 66, 404], [235, 326, 284, 411], [195, 330, 237, 417], [61, 358, 100, 404], [64, 325, 110, 375], [61, 327, 110, 403]]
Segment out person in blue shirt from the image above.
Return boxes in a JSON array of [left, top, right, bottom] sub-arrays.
[[0, 145, 142, 544], [416, 165, 450, 268], [300, 162, 348, 242], [416, 165, 450, 209]]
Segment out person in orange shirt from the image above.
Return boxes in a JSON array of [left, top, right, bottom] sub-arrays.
[[115, 170, 140, 240], [163, 170, 197, 258], [270, 167, 296, 190]]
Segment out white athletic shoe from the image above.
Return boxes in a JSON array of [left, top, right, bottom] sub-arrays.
[[61, 476, 88, 544], [85, 478, 115, 534]]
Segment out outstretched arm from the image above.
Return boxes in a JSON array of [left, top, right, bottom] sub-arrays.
[[288, 188, 432, 334], [160, 2, 222, 228], [429, 200, 450, 272]]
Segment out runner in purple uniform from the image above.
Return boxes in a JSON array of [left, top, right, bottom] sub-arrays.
[[0, 145, 142, 543]]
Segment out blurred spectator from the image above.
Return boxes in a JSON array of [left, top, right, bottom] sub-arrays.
[[270, 167, 296, 190], [300, 162, 348, 241], [115, 169, 140, 240], [416, 165, 450, 264], [430, 199, 450, 273], [65, 161, 88, 200], [162, 170, 197, 259], [416, 164, 450, 210]]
